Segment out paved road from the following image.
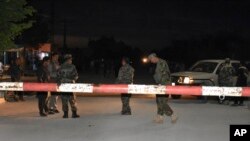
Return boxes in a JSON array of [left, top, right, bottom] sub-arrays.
[[0, 96, 249, 141]]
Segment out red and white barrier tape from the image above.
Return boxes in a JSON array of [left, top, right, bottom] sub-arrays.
[[0, 82, 250, 97]]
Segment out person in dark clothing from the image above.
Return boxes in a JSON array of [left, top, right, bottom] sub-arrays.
[[10, 58, 24, 101], [36, 57, 50, 117], [232, 61, 248, 106]]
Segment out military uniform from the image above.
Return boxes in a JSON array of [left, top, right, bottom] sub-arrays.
[[233, 66, 248, 105], [116, 64, 134, 115], [218, 63, 235, 87], [218, 63, 235, 104], [57, 56, 79, 118], [154, 59, 173, 116]]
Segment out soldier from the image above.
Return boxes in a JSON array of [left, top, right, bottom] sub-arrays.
[[116, 57, 134, 115], [10, 58, 24, 101], [232, 61, 248, 106], [218, 58, 236, 104], [36, 57, 50, 117], [148, 53, 178, 124], [57, 54, 80, 118], [48, 53, 60, 114]]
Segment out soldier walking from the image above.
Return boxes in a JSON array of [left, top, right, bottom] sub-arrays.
[[218, 58, 236, 104], [116, 57, 134, 115], [57, 54, 80, 118], [48, 53, 60, 114], [148, 53, 178, 124]]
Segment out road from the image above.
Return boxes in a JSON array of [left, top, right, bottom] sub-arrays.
[[0, 95, 249, 141]]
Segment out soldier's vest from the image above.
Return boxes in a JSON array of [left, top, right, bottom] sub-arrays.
[[59, 64, 76, 83]]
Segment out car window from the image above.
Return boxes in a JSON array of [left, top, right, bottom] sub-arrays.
[[190, 62, 218, 73]]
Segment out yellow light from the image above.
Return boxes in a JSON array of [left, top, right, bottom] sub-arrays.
[[183, 77, 194, 84], [142, 58, 148, 63], [183, 77, 190, 84]]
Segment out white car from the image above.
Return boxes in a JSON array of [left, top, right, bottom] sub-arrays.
[[171, 59, 240, 99]]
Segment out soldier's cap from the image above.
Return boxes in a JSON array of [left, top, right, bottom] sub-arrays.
[[148, 53, 157, 59], [64, 54, 73, 61]]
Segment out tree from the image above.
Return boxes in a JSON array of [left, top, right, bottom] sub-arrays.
[[19, 14, 50, 46], [0, 0, 35, 50]]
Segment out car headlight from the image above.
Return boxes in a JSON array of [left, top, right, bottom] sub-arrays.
[[183, 77, 194, 84]]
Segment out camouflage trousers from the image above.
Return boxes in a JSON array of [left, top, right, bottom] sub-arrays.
[[121, 94, 131, 112], [61, 93, 77, 112], [156, 95, 173, 116]]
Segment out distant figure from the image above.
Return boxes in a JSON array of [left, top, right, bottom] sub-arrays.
[[10, 58, 24, 101], [218, 58, 235, 104], [48, 53, 60, 114], [232, 61, 248, 106], [116, 57, 134, 115], [148, 53, 178, 124], [57, 54, 80, 118], [36, 57, 50, 117], [0, 59, 3, 74]]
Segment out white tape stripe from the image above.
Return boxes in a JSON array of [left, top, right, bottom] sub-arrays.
[[0, 82, 24, 91], [202, 86, 242, 97], [128, 84, 166, 94], [58, 83, 93, 93]]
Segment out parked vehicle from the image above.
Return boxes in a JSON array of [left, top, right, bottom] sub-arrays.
[[171, 59, 240, 99]]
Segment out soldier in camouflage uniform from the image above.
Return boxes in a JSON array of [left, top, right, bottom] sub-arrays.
[[116, 57, 134, 115], [57, 54, 80, 118], [218, 58, 236, 104], [148, 53, 178, 124]]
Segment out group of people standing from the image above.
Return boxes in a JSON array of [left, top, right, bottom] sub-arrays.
[[8, 52, 178, 124], [36, 53, 79, 118], [10, 52, 250, 123], [218, 58, 249, 106]]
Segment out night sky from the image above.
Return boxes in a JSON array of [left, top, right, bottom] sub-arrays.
[[32, 0, 250, 49]]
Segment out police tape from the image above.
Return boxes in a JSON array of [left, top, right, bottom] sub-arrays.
[[0, 82, 250, 97]]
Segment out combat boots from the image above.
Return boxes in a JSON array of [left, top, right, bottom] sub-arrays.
[[171, 113, 178, 124], [121, 110, 131, 115], [72, 111, 80, 118], [63, 111, 68, 118], [154, 115, 164, 124]]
